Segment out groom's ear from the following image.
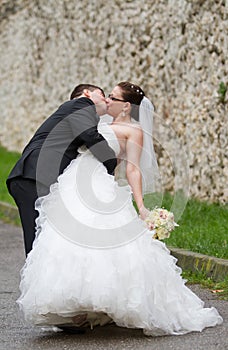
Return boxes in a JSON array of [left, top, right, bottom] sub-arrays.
[[83, 89, 91, 98]]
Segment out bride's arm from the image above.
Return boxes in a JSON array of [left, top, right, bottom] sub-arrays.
[[125, 127, 149, 220]]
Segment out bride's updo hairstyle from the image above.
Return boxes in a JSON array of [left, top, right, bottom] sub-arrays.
[[117, 82, 145, 121]]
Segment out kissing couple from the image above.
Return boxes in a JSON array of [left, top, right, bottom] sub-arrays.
[[7, 82, 222, 336]]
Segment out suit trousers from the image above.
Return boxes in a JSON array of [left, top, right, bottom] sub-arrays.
[[8, 178, 49, 256]]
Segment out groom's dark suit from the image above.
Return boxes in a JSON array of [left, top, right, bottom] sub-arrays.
[[7, 97, 117, 255]]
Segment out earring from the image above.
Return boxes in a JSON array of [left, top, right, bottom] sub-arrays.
[[121, 109, 126, 118]]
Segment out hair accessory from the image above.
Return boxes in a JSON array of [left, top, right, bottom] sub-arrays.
[[130, 84, 144, 96]]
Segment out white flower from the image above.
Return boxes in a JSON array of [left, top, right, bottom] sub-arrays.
[[144, 207, 178, 240]]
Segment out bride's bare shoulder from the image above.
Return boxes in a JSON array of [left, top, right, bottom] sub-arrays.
[[127, 122, 142, 136], [110, 122, 142, 142], [130, 122, 142, 131], [111, 121, 142, 131]]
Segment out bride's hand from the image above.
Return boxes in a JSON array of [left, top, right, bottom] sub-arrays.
[[139, 205, 150, 221]]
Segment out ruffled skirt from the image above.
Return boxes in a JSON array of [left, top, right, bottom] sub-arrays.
[[17, 154, 223, 336]]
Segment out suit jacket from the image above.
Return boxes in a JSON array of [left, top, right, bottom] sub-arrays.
[[7, 97, 117, 189]]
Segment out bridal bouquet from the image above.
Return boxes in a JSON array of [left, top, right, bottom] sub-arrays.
[[145, 207, 178, 240]]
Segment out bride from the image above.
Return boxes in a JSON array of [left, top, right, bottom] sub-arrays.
[[17, 81, 222, 336]]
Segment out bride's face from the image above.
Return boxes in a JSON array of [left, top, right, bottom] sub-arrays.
[[106, 86, 126, 118]]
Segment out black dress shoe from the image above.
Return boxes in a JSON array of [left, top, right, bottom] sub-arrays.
[[58, 325, 86, 334]]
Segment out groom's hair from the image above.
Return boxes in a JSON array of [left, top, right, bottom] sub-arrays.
[[70, 84, 105, 100]]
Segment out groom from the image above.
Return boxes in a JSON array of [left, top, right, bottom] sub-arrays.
[[7, 84, 117, 256]]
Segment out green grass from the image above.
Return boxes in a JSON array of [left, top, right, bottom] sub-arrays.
[[182, 270, 228, 300], [143, 192, 228, 259], [0, 207, 21, 226], [0, 145, 227, 260], [0, 145, 20, 205]]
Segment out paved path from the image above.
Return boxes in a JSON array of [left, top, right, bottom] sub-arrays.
[[0, 222, 227, 350]]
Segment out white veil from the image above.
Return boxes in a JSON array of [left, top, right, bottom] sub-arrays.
[[138, 96, 160, 193], [115, 96, 160, 194]]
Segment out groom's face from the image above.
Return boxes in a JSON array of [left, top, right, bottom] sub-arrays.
[[89, 89, 107, 116]]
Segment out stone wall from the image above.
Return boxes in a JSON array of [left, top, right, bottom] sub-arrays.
[[0, 0, 227, 203]]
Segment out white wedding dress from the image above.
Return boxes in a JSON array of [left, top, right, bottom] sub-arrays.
[[17, 121, 223, 336]]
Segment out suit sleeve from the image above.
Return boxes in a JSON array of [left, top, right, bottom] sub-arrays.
[[67, 103, 117, 175]]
